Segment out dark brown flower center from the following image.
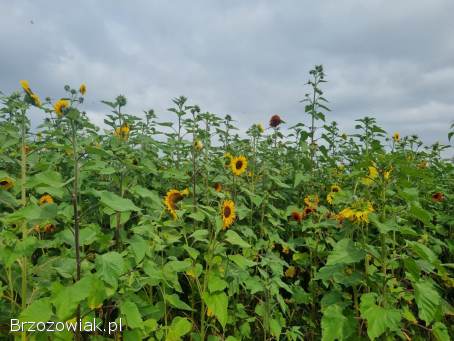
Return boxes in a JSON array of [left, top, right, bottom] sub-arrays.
[[0, 181, 9, 186], [332, 187, 339, 192], [235, 160, 243, 169], [224, 206, 231, 218]]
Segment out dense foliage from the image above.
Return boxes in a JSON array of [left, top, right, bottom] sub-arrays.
[[0, 66, 453, 340]]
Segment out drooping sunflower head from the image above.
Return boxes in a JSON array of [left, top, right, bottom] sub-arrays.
[[38, 194, 54, 206], [0, 177, 15, 190], [214, 183, 222, 192], [269, 114, 282, 128], [79, 83, 87, 95], [30, 93, 41, 107], [257, 123, 264, 134], [164, 188, 189, 220], [231, 156, 248, 176], [19, 80, 32, 94], [327, 192, 334, 205], [304, 194, 319, 209], [393, 132, 400, 142], [291, 211, 303, 222], [341, 133, 348, 140], [417, 160, 428, 169], [54, 99, 70, 117], [432, 192, 444, 202], [223, 152, 233, 167], [221, 200, 236, 229]]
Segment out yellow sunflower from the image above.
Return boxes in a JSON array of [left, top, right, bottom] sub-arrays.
[[38, 194, 54, 205], [214, 183, 222, 192], [194, 140, 204, 151], [164, 188, 189, 220], [304, 194, 319, 209], [221, 200, 236, 229], [54, 99, 70, 117], [362, 165, 378, 186], [393, 132, 400, 142], [0, 177, 15, 190], [257, 123, 264, 134], [230, 156, 248, 176], [331, 185, 341, 193], [79, 83, 87, 95], [383, 167, 393, 180], [338, 200, 374, 224], [327, 192, 335, 205], [19, 80, 32, 95], [30, 93, 42, 107]]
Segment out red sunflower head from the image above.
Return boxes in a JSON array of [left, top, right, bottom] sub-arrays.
[[269, 114, 283, 128]]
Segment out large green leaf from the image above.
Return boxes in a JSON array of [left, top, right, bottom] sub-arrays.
[[120, 301, 143, 329], [326, 238, 365, 266], [19, 298, 53, 322], [203, 291, 228, 329], [166, 317, 192, 341], [360, 293, 401, 340], [224, 230, 250, 248], [95, 251, 125, 288], [52, 276, 92, 320], [93, 190, 140, 212], [414, 279, 441, 324], [321, 304, 346, 341]]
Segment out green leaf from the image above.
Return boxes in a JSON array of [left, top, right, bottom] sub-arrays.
[[414, 279, 441, 324], [321, 304, 346, 341], [228, 254, 256, 269], [93, 190, 140, 212], [190, 229, 209, 243], [360, 293, 401, 340], [52, 276, 91, 320], [326, 238, 365, 266], [203, 292, 228, 329], [294, 172, 309, 188], [20, 298, 53, 322], [224, 230, 250, 248], [87, 276, 108, 309], [188, 210, 205, 222], [95, 251, 125, 288], [207, 273, 227, 293], [409, 203, 432, 227], [129, 235, 148, 263], [166, 317, 192, 341], [432, 322, 450, 341], [369, 214, 398, 234], [120, 301, 143, 329], [165, 294, 194, 311]]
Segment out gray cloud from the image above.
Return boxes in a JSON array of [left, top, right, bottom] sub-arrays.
[[1, 0, 453, 153]]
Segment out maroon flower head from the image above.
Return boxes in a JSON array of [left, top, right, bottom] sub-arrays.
[[269, 114, 282, 128]]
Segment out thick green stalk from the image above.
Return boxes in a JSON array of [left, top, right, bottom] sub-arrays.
[[20, 109, 28, 341]]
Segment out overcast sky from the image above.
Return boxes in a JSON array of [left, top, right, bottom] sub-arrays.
[[1, 1, 453, 151]]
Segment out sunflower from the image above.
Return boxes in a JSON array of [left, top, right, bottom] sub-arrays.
[[224, 152, 233, 167], [285, 266, 297, 278], [327, 192, 335, 205], [0, 177, 15, 190], [362, 165, 378, 186], [54, 99, 70, 117], [432, 192, 444, 202], [383, 167, 392, 180], [331, 185, 341, 193], [164, 188, 189, 219], [38, 194, 54, 205], [304, 194, 319, 209], [282, 245, 290, 254], [303, 206, 316, 217], [194, 140, 204, 151], [393, 132, 400, 142], [79, 83, 87, 95], [19, 80, 32, 95], [214, 183, 222, 192], [231, 156, 248, 176], [221, 200, 236, 229], [291, 211, 303, 222], [339, 200, 374, 224], [30, 93, 41, 107], [269, 114, 282, 128], [417, 160, 428, 169], [341, 133, 348, 140], [257, 123, 264, 133]]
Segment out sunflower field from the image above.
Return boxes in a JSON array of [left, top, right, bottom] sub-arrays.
[[0, 66, 453, 341]]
